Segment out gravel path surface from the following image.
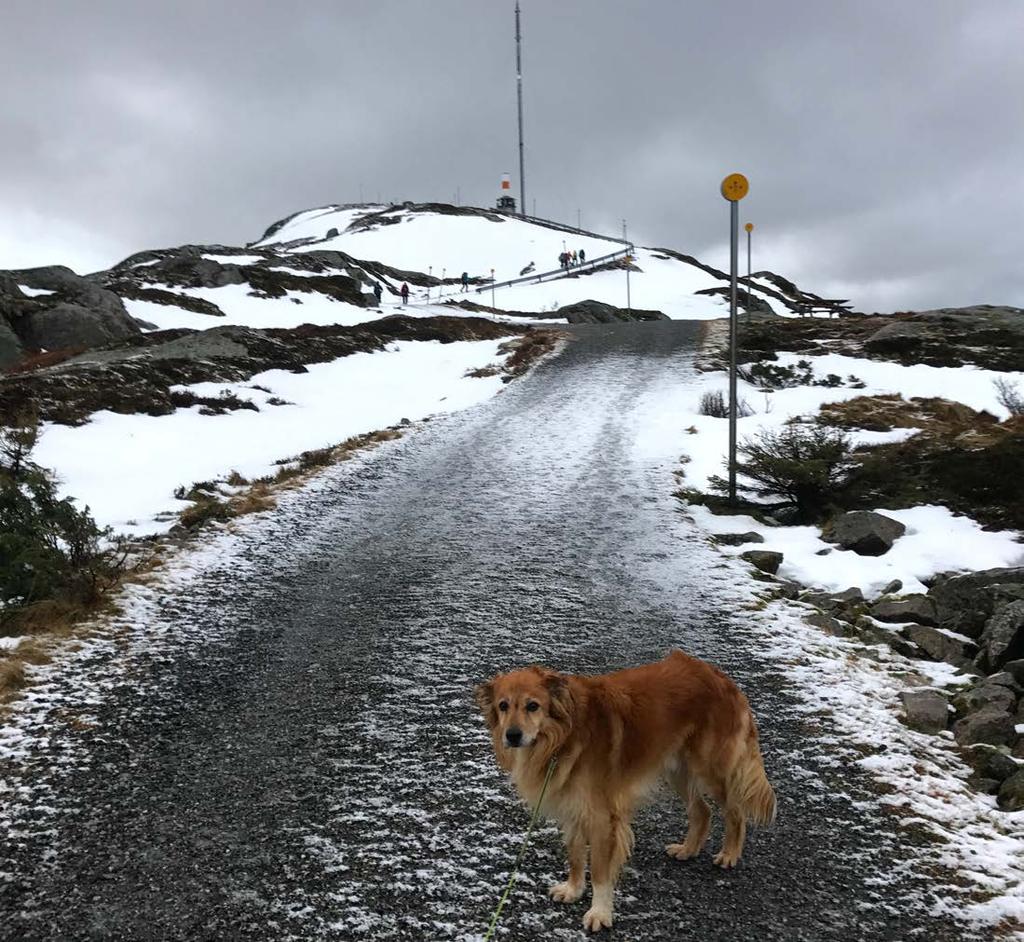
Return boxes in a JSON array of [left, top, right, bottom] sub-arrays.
[[1, 322, 974, 940]]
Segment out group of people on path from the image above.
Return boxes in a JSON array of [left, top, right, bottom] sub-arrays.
[[372, 282, 410, 306], [558, 248, 586, 269]]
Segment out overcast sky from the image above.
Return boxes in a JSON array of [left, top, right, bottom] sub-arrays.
[[2, 1, 1021, 312]]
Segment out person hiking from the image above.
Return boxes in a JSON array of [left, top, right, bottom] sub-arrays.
[[373, 282, 383, 305], [461, 271, 469, 292], [400, 282, 409, 305], [579, 248, 586, 265], [571, 250, 578, 266]]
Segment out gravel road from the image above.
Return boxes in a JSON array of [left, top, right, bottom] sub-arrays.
[[1, 321, 974, 940]]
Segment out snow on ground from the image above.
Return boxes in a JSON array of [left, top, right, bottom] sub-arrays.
[[200, 253, 265, 265], [123, 286, 378, 332], [689, 503, 1023, 596], [669, 350, 1024, 595], [17, 285, 54, 297], [33, 339, 512, 535], [259, 206, 743, 320]]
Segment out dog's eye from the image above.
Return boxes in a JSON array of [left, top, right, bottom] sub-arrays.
[[525, 701, 540, 713], [498, 701, 509, 712]]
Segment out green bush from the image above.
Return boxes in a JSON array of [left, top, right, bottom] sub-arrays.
[[710, 424, 852, 522], [0, 418, 125, 616]]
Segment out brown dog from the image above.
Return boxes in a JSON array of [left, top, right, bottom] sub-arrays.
[[475, 651, 776, 932]]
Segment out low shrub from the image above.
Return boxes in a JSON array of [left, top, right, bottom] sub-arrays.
[[995, 377, 1024, 417], [0, 417, 126, 619], [709, 424, 852, 522], [698, 390, 754, 418]]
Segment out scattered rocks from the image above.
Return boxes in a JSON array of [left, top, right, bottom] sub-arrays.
[[953, 709, 1016, 747], [977, 599, 1024, 673], [821, 510, 906, 556], [898, 689, 949, 734], [901, 624, 976, 668], [998, 770, 1024, 812], [871, 594, 938, 626], [739, 550, 783, 575], [804, 613, 847, 637], [712, 531, 765, 546], [550, 299, 669, 324], [929, 567, 1024, 640]]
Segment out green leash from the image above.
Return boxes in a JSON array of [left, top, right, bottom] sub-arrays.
[[483, 757, 558, 941]]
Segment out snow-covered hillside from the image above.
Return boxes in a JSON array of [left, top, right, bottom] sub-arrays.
[[252, 202, 848, 320]]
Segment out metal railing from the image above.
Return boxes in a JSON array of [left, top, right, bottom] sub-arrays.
[[474, 246, 633, 293]]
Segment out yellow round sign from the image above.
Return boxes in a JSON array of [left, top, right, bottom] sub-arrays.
[[721, 173, 749, 202], [745, 222, 754, 233]]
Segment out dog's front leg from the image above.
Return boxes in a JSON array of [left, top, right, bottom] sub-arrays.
[[582, 811, 633, 932], [549, 820, 586, 903]]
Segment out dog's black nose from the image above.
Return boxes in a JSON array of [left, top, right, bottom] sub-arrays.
[[505, 727, 523, 747]]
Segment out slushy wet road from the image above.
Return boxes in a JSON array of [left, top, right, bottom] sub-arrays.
[[1, 322, 972, 940]]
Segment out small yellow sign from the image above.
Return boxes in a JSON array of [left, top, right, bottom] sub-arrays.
[[745, 222, 754, 233], [721, 173, 749, 202]]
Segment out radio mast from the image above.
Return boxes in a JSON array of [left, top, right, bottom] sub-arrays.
[[515, 2, 526, 216]]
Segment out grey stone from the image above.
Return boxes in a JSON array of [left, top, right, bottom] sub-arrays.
[[901, 624, 976, 668], [898, 689, 949, 734], [822, 511, 906, 556], [0, 314, 24, 367], [740, 550, 783, 575], [553, 299, 669, 324], [963, 743, 1018, 782], [804, 613, 847, 637], [953, 708, 1016, 747], [872, 594, 938, 626], [712, 531, 765, 546], [998, 770, 1024, 812], [928, 567, 1024, 640], [880, 579, 904, 596], [1003, 660, 1024, 685], [987, 671, 1023, 692], [977, 600, 1024, 673], [953, 683, 1016, 715], [1, 265, 140, 352], [799, 587, 863, 614], [967, 774, 1001, 795]]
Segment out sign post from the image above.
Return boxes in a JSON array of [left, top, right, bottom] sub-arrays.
[[744, 223, 753, 322], [721, 173, 749, 503]]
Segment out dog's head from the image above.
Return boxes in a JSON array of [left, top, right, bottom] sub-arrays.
[[475, 666, 574, 754]]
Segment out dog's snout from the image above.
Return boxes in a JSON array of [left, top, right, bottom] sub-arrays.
[[505, 727, 523, 747]]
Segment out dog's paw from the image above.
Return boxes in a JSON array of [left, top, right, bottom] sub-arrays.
[[665, 841, 701, 860], [582, 905, 614, 932], [549, 880, 584, 903], [713, 849, 741, 869]]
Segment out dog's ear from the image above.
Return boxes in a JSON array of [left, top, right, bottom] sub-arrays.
[[475, 680, 498, 730], [544, 673, 575, 724]]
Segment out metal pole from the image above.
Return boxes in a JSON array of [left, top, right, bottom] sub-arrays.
[[515, 2, 526, 217], [623, 220, 631, 318], [746, 226, 752, 322], [729, 202, 739, 502], [491, 268, 496, 311]]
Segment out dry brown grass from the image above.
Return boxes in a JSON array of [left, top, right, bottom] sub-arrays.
[[499, 328, 566, 379], [819, 394, 999, 434]]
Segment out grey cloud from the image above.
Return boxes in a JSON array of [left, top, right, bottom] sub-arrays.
[[1, 0, 1021, 311]]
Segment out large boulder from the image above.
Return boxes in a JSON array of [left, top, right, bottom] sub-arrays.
[[928, 568, 1024, 640], [998, 770, 1024, 812], [977, 600, 1024, 673], [898, 689, 949, 734], [740, 550, 783, 574], [872, 594, 937, 625], [900, 624, 976, 668], [953, 708, 1016, 747], [1, 266, 140, 353], [553, 300, 669, 324], [822, 511, 905, 556]]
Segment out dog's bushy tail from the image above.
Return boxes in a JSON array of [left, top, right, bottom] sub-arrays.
[[732, 722, 777, 826]]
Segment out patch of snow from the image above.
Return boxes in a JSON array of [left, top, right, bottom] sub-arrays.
[[200, 254, 265, 265], [17, 285, 54, 297], [0, 636, 26, 652], [33, 339, 513, 535]]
